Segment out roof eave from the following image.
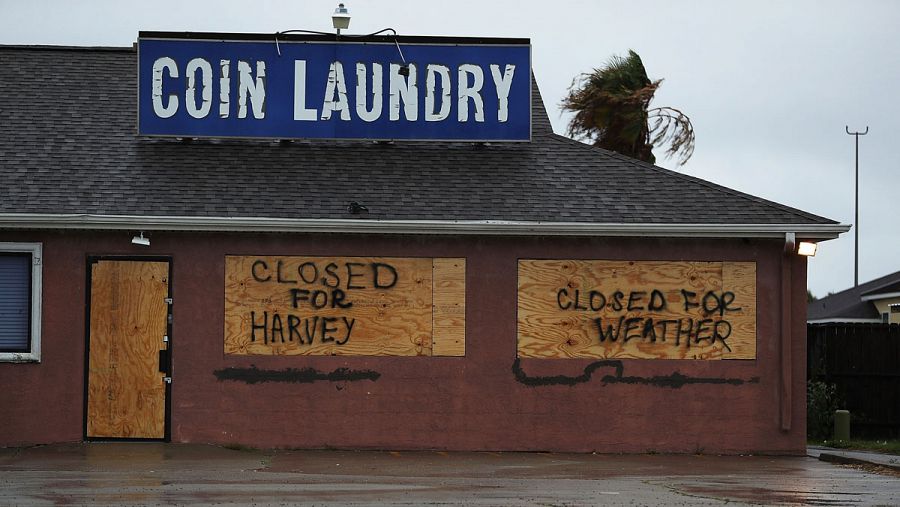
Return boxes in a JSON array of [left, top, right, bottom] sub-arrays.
[[860, 292, 900, 302], [807, 318, 882, 324], [0, 213, 851, 239]]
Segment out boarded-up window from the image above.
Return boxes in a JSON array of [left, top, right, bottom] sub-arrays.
[[224, 256, 465, 356], [0, 253, 31, 352], [517, 259, 757, 360]]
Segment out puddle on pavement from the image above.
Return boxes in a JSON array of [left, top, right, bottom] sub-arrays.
[[677, 484, 864, 505]]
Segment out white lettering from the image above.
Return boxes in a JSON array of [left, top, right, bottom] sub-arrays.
[[389, 63, 418, 121], [151, 57, 178, 118], [293, 60, 317, 121], [149, 57, 520, 130], [355, 63, 383, 122], [489, 64, 515, 123], [237, 60, 266, 119], [457, 64, 484, 122], [219, 60, 230, 119], [425, 64, 451, 122], [185, 58, 212, 119], [321, 61, 350, 121]]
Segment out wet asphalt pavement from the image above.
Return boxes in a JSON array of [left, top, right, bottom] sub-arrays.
[[1, 443, 899, 506]]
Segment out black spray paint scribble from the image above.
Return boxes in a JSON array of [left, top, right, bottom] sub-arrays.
[[214, 365, 380, 384], [512, 358, 759, 389]]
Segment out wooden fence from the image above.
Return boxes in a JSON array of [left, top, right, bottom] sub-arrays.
[[807, 323, 900, 438]]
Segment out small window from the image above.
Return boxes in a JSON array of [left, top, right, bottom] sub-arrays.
[[0, 243, 41, 362], [891, 304, 900, 314], [883, 313, 890, 324]]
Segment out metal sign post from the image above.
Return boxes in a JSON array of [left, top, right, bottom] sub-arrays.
[[846, 125, 868, 287]]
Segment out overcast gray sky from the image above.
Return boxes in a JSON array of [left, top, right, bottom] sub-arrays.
[[1, 0, 897, 297]]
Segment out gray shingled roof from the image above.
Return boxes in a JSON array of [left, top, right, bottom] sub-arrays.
[[808, 270, 900, 322], [861, 280, 900, 297], [0, 45, 839, 227]]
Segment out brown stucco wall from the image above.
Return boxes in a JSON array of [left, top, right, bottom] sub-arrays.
[[0, 230, 808, 453]]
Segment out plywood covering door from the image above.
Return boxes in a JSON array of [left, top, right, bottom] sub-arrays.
[[86, 260, 169, 439]]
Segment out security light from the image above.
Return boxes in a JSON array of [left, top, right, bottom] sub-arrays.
[[332, 3, 350, 34], [797, 241, 817, 257], [131, 231, 150, 247]]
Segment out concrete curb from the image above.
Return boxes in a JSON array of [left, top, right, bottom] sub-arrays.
[[817, 452, 900, 472]]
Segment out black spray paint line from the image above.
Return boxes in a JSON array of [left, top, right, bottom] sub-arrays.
[[214, 365, 380, 384], [602, 372, 760, 389], [512, 358, 759, 389], [512, 358, 624, 387]]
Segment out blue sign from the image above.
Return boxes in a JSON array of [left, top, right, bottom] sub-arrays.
[[138, 34, 531, 141]]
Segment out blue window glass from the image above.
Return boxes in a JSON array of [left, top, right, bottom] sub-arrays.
[[0, 254, 31, 352]]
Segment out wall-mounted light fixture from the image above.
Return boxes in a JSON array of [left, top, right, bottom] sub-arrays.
[[797, 241, 817, 257], [332, 3, 351, 35], [131, 231, 150, 247]]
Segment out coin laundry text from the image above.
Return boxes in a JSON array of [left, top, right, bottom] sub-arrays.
[[150, 57, 517, 123]]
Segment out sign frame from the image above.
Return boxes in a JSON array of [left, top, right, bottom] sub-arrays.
[[137, 31, 532, 142]]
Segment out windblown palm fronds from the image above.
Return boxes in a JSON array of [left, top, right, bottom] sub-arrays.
[[562, 50, 694, 166]]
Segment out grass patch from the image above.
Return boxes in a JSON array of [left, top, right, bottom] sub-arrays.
[[810, 438, 900, 454]]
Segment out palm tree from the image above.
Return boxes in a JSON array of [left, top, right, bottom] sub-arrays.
[[561, 50, 695, 166]]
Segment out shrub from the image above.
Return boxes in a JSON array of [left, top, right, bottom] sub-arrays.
[[807, 380, 839, 440]]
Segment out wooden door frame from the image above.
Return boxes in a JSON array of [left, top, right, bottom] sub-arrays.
[[83, 255, 173, 442]]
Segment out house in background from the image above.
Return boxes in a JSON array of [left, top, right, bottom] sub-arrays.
[[807, 272, 900, 438], [808, 270, 900, 324]]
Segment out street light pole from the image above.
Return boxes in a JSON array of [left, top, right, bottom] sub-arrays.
[[846, 125, 868, 287]]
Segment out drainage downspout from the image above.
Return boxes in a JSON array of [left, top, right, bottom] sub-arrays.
[[781, 232, 796, 431]]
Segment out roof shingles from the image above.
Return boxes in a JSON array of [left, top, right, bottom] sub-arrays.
[[0, 46, 837, 226], [808, 270, 900, 321]]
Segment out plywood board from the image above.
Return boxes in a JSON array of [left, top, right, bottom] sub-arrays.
[[432, 258, 466, 356], [225, 256, 466, 356], [87, 260, 168, 438], [517, 260, 756, 360]]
